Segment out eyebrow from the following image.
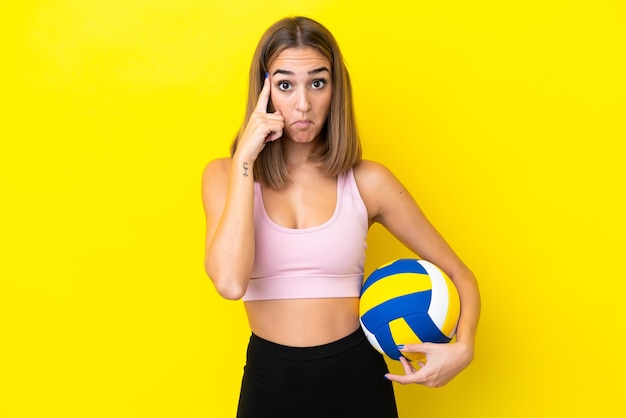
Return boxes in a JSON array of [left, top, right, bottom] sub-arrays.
[[272, 67, 330, 76]]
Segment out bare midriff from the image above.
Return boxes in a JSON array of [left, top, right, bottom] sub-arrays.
[[244, 297, 360, 347]]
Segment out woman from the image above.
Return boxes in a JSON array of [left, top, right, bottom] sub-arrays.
[[202, 16, 480, 418]]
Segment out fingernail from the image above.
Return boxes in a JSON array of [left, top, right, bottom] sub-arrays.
[[383, 375, 389, 380], [397, 345, 405, 350], [265, 72, 269, 79]]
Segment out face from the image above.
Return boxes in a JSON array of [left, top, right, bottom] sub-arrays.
[[268, 47, 332, 144]]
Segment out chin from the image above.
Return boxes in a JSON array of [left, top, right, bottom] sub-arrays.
[[295, 138, 321, 146], [287, 130, 322, 144]]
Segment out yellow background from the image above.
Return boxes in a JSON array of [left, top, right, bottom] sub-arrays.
[[2, 0, 624, 417]]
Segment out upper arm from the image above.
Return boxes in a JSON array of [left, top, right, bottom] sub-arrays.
[[201, 158, 231, 252], [354, 160, 470, 278], [355, 161, 480, 345]]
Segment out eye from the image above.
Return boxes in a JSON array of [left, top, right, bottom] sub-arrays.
[[277, 81, 292, 91], [311, 79, 326, 89]]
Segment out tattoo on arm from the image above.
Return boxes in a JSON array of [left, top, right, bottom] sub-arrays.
[[243, 162, 249, 177]]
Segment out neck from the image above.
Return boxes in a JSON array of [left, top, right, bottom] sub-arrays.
[[282, 137, 323, 166]]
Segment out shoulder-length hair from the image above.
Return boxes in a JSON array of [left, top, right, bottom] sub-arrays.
[[230, 16, 361, 189]]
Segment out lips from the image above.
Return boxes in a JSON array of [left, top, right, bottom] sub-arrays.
[[292, 120, 313, 128]]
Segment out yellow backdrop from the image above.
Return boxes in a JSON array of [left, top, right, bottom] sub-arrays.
[[2, 0, 624, 417]]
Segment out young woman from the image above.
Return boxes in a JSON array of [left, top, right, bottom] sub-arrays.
[[202, 16, 480, 418]]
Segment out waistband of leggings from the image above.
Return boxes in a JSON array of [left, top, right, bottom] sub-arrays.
[[248, 327, 367, 361]]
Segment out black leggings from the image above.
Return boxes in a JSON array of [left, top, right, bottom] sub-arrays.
[[236, 328, 398, 418]]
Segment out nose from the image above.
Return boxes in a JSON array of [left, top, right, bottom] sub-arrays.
[[295, 89, 312, 113]]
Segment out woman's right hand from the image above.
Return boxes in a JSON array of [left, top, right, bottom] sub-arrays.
[[235, 75, 284, 162]]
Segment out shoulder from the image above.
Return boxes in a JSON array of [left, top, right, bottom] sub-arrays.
[[353, 159, 398, 190], [201, 157, 233, 200], [202, 157, 232, 184], [353, 160, 404, 220], [203, 157, 232, 176]]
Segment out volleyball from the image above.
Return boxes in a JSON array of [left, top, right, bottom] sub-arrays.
[[359, 259, 460, 362]]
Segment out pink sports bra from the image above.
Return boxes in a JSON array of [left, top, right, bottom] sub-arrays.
[[242, 168, 369, 301]]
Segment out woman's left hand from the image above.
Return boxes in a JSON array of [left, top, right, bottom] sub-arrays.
[[384, 342, 474, 387]]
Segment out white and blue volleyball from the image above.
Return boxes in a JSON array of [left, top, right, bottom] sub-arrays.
[[359, 259, 461, 361]]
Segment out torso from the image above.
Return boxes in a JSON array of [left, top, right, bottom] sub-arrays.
[[244, 161, 371, 346], [244, 298, 360, 346], [259, 163, 337, 230]]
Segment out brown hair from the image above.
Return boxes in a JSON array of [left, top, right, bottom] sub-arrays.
[[230, 16, 361, 189]]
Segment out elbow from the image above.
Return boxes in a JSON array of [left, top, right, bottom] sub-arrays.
[[204, 262, 248, 300], [215, 281, 247, 300]]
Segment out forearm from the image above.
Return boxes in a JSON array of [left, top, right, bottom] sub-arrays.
[[387, 267, 480, 387], [205, 157, 256, 299], [451, 268, 481, 351]]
